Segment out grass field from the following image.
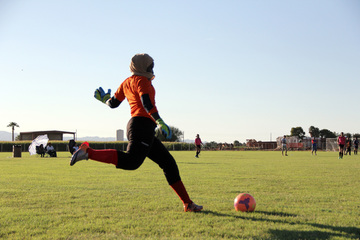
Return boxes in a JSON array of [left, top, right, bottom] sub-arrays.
[[0, 150, 359, 239]]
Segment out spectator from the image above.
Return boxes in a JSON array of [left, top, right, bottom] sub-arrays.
[[46, 142, 57, 157]]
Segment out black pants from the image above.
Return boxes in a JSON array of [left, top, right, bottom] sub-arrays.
[[116, 117, 181, 185]]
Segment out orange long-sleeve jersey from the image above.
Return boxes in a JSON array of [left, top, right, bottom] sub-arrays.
[[114, 75, 158, 121]]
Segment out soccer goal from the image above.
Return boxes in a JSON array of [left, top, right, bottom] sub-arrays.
[[326, 138, 338, 152]]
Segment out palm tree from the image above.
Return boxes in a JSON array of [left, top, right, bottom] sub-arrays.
[[7, 122, 20, 141]]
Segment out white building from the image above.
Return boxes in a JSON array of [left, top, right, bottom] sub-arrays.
[[116, 129, 124, 141]]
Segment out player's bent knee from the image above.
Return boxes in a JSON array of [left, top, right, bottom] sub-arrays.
[[116, 156, 144, 170], [115, 150, 146, 170]]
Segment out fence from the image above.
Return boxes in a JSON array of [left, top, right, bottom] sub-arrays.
[[275, 137, 327, 151], [1, 139, 344, 153], [0, 141, 198, 153]]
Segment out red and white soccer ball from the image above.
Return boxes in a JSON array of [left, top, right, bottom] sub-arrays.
[[234, 193, 256, 212]]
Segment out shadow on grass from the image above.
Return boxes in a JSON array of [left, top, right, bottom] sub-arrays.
[[200, 210, 297, 218], [199, 210, 360, 239], [309, 223, 360, 238], [177, 162, 220, 165], [268, 229, 341, 240], [255, 210, 298, 217]]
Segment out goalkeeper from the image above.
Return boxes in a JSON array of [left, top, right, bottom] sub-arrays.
[[70, 53, 202, 212]]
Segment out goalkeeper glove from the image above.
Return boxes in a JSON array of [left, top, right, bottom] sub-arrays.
[[156, 118, 172, 140], [94, 87, 111, 104]]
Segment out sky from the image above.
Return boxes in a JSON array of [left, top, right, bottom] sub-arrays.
[[1, 0, 359, 143]]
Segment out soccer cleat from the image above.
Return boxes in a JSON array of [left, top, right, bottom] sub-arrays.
[[70, 142, 89, 166], [184, 202, 203, 212]]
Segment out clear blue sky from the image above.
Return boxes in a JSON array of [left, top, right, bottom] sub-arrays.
[[1, 0, 359, 143]]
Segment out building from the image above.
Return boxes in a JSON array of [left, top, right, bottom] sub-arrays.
[[116, 129, 124, 141], [246, 139, 277, 150], [19, 130, 76, 141]]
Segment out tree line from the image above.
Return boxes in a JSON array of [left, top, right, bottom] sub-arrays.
[[290, 126, 360, 140]]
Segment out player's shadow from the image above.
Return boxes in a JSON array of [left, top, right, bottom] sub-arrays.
[[255, 210, 297, 217], [200, 210, 360, 239], [200, 210, 296, 218]]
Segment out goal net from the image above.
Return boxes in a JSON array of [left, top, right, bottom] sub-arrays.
[[326, 138, 338, 152]]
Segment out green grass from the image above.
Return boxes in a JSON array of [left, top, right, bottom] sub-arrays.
[[1, 151, 359, 239]]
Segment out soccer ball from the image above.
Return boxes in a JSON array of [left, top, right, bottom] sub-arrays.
[[234, 193, 256, 212]]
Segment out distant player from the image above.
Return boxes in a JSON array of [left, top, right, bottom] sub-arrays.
[[70, 53, 202, 212], [345, 137, 352, 155], [281, 135, 288, 156], [337, 132, 346, 159], [354, 137, 359, 155], [311, 137, 317, 155], [195, 134, 203, 158]]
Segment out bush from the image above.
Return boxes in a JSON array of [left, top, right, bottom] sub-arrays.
[[0, 141, 32, 152], [0, 141, 129, 152]]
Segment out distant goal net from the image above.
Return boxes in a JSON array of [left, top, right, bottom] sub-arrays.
[[326, 138, 338, 152]]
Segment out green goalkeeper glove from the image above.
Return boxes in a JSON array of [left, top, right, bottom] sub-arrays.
[[156, 118, 172, 140], [94, 87, 111, 104]]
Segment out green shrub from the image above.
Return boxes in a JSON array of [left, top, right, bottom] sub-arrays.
[[0, 141, 129, 152]]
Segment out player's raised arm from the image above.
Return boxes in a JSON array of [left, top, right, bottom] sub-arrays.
[[94, 86, 124, 108]]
